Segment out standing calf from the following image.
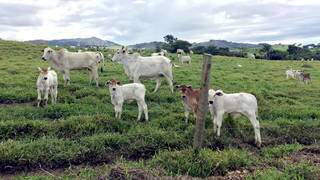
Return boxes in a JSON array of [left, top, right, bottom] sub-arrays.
[[106, 79, 148, 121], [175, 85, 200, 124], [36, 67, 58, 107], [177, 54, 191, 64], [208, 89, 262, 147]]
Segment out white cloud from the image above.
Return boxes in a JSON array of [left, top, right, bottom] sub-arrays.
[[0, 0, 320, 45]]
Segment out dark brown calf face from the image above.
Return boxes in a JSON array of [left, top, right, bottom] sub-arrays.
[[175, 85, 193, 99], [106, 79, 121, 91]]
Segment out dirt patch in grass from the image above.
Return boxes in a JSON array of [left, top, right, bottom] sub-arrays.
[[283, 146, 320, 166], [0, 101, 34, 107], [102, 166, 258, 180]]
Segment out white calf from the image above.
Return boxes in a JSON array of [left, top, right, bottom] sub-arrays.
[[178, 54, 191, 64], [208, 89, 261, 147], [36, 67, 58, 107], [106, 79, 148, 121]]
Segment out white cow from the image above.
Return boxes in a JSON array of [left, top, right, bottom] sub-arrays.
[[36, 67, 58, 107], [286, 69, 303, 79], [161, 49, 168, 56], [247, 53, 255, 60], [176, 49, 185, 55], [178, 54, 191, 64], [112, 47, 174, 93], [106, 79, 148, 121], [208, 89, 261, 147], [41, 47, 101, 87]]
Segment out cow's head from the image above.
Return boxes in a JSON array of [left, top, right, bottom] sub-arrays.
[[38, 67, 51, 81], [106, 79, 121, 92], [41, 47, 54, 61], [112, 46, 127, 63], [208, 89, 223, 105], [175, 84, 193, 99]]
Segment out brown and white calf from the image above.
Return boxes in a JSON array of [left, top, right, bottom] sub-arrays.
[[36, 67, 58, 107], [175, 85, 200, 124], [106, 79, 148, 121]]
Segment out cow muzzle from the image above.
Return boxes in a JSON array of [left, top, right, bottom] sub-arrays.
[[112, 88, 116, 91], [44, 77, 48, 80], [209, 101, 213, 104]]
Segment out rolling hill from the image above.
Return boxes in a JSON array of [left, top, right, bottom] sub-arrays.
[[26, 37, 120, 47]]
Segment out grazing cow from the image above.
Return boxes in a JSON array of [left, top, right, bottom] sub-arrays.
[[41, 47, 101, 87], [299, 72, 311, 84], [106, 79, 148, 121], [247, 53, 255, 60], [286, 69, 303, 79], [178, 54, 191, 64], [175, 85, 200, 124], [177, 49, 185, 55], [189, 50, 194, 55], [161, 49, 168, 56], [95, 52, 105, 72], [112, 47, 174, 93], [36, 67, 58, 107], [208, 89, 261, 147]]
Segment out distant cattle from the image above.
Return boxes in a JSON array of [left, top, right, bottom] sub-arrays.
[[41, 47, 102, 87], [112, 47, 174, 93], [178, 54, 191, 64], [176, 49, 185, 55], [106, 79, 148, 121], [299, 72, 311, 84], [208, 89, 261, 147], [247, 53, 255, 60], [36, 67, 58, 107], [286, 69, 302, 79]]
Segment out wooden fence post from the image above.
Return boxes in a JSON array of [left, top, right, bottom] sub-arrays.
[[193, 54, 212, 150]]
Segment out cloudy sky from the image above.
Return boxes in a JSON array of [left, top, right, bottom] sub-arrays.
[[1, 0, 320, 45]]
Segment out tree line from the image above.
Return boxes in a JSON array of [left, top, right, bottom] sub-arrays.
[[158, 35, 320, 60]]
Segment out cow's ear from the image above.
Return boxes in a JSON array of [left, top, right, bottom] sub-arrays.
[[187, 85, 192, 89], [175, 85, 181, 89], [116, 81, 121, 85], [105, 81, 110, 86], [40, 49, 43, 52], [215, 91, 223, 96], [38, 67, 42, 72]]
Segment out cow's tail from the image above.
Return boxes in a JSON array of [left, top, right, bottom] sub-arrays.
[[171, 63, 180, 68], [98, 52, 105, 73]]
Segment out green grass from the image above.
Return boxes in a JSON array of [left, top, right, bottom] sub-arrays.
[[0, 40, 319, 178]]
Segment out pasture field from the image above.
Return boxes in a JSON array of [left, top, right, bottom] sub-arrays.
[[0, 40, 319, 179]]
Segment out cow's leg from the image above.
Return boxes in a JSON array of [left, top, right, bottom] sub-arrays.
[[215, 112, 223, 137], [246, 111, 261, 147], [54, 85, 58, 104], [153, 78, 161, 93], [37, 89, 42, 107], [114, 106, 118, 118], [163, 74, 173, 93], [50, 87, 54, 104], [92, 66, 99, 87], [63, 70, 70, 86], [137, 101, 142, 121], [44, 89, 49, 106], [141, 100, 148, 121], [183, 105, 189, 124], [88, 69, 93, 85]]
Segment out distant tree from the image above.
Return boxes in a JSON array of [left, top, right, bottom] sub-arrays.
[[171, 40, 192, 53], [260, 43, 272, 59], [191, 46, 206, 54], [163, 35, 177, 44]]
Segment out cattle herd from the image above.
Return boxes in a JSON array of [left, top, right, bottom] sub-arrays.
[[37, 46, 313, 148]]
